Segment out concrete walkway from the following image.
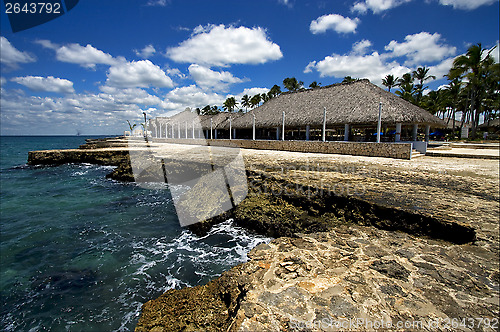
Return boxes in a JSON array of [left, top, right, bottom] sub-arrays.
[[426, 147, 499, 159]]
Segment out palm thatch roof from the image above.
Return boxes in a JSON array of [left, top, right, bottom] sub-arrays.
[[231, 79, 445, 129]]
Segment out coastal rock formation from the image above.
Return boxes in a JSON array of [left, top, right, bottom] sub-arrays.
[[26, 139, 499, 331]]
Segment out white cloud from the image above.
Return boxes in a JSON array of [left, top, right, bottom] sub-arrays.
[[438, 0, 497, 10], [310, 14, 360, 34], [12, 76, 75, 94], [166, 67, 187, 79], [167, 24, 283, 67], [38, 41, 121, 68], [135, 44, 156, 58], [164, 85, 224, 111], [305, 52, 410, 86], [428, 57, 455, 80], [0, 84, 167, 135], [146, 0, 168, 6], [188, 64, 244, 92], [0, 36, 36, 70], [106, 60, 174, 88], [352, 0, 412, 14], [352, 39, 373, 55], [384, 32, 456, 65]]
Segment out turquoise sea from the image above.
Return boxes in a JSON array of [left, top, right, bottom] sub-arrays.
[[0, 136, 269, 331]]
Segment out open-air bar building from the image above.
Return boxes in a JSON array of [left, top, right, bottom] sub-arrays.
[[148, 80, 445, 145]]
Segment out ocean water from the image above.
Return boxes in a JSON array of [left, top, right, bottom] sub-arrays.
[[0, 136, 270, 331]]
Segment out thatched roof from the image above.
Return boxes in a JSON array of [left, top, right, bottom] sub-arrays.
[[231, 79, 445, 129], [479, 118, 500, 128], [198, 112, 244, 130]]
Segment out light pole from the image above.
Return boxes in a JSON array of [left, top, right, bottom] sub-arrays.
[[143, 112, 147, 140]]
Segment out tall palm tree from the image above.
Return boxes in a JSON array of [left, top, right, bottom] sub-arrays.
[[223, 97, 238, 112], [261, 93, 270, 103], [268, 84, 281, 98], [382, 74, 399, 92], [283, 77, 302, 92], [412, 67, 436, 104], [448, 43, 497, 138], [241, 94, 251, 112], [250, 94, 262, 108], [309, 81, 321, 89], [342, 76, 356, 83]]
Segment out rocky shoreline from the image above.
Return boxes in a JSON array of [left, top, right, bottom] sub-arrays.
[[27, 138, 499, 331]]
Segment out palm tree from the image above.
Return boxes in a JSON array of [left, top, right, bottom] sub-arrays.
[[448, 43, 497, 138], [412, 67, 436, 104], [261, 93, 270, 103], [309, 81, 321, 89], [126, 120, 137, 133], [283, 77, 303, 92], [268, 84, 281, 98], [250, 94, 262, 108], [398, 73, 413, 86], [342, 76, 357, 83], [223, 97, 238, 112], [241, 94, 251, 112], [395, 82, 416, 104], [382, 74, 399, 92]]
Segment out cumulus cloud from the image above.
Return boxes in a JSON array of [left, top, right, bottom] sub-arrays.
[[428, 57, 455, 80], [310, 14, 360, 34], [0, 84, 167, 135], [304, 32, 458, 86], [38, 41, 121, 68], [188, 64, 244, 92], [305, 52, 410, 86], [0, 36, 36, 70], [352, 39, 373, 55], [167, 24, 283, 67], [163, 85, 225, 112], [12, 76, 75, 94], [106, 60, 174, 88], [146, 0, 168, 6], [351, 0, 412, 14], [438, 0, 497, 10], [384, 32, 456, 65], [135, 44, 156, 58]]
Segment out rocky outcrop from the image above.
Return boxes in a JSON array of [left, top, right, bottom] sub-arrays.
[[26, 138, 499, 331]]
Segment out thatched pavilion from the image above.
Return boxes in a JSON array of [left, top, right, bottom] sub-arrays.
[[149, 79, 444, 143], [230, 79, 445, 142]]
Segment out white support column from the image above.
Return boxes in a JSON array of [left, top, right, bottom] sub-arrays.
[[425, 124, 430, 142], [306, 125, 310, 141], [210, 119, 213, 139], [344, 124, 350, 141], [177, 123, 181, 139], [322, 107, 327, 142], [192, 120, 195, 139], [377, 102, 382, 143], [412, 124, 418, 141], [229, 116, 232, 140], [185, 122, 188, 139], [252, 114, 256, 140], [282, 111, 285, 141], [395, 123, 401, 142]]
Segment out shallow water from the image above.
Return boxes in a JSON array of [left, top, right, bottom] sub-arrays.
[[0, 136, 270, 331]]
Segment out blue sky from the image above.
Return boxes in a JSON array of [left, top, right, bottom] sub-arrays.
[[1, 0, 498, 135]]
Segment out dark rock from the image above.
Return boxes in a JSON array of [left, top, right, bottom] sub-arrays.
[[370, 260, 410, 280]]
